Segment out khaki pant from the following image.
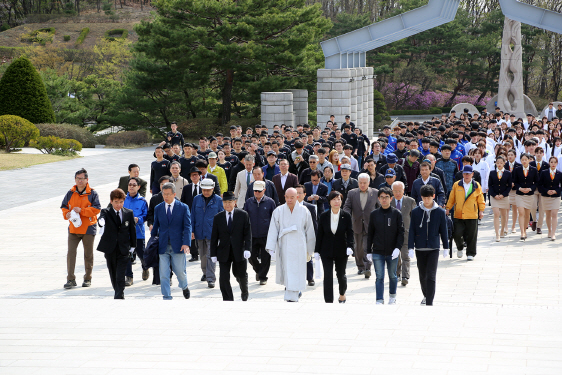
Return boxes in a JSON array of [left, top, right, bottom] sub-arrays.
[[396, 230, 410, 279], [353, 232, 372, 272], [67, 233, 95, 281]]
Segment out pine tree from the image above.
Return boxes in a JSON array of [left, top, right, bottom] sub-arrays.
[[0, 56, 56, 124], [373, 89, 390, 123]]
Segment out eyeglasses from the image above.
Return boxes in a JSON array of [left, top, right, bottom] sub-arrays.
[[128, 184, 138, 187]]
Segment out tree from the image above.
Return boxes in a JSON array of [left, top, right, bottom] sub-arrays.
[[0, 115, 39, 152], [0, 56, 55, 123], [134, 0, 331, 125]]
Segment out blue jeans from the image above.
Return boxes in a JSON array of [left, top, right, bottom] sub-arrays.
[[372, 254, 398, 302], [159, 245, 188, 300]]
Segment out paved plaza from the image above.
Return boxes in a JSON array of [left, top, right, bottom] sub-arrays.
[[1, 148, 562, 374]]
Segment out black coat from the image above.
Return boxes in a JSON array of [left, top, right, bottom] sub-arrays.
[[147, 192, 164, 227], [97, 207, 136, 255], [304, 181, 329, 215], [538, 169, 562, 197], [210, 208, 252, 263], [332, 177, 359, 205], [180, 183, 202, 209], [488, 170, 512, 198], [314, 210, 354, 258], [367, 206, 404, 256], [303, 201, 318, 235], [513, 166, 539, 195]]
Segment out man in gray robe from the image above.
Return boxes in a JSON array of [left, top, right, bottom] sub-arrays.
[[266, 188, 316, 302]]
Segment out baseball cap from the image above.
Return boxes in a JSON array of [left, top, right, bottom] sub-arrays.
[[340, 164, 352, 171], [385, 168, 396, 177], [386, 153, 397, 164], [253, 180, 266, 191], [463, 165, 474, 174], [208, 152, 217, 159], [200, 179, 215, 189]]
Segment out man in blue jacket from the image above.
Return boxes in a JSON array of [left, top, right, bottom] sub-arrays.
[[123, 177, 148, 287], [151, 182, 191, 300], [411, 162, 446, 206], [192, 178, 224, 288], [408, 184, 449, 306]]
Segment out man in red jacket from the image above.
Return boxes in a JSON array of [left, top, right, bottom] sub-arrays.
[[60, 168, 101, 289]]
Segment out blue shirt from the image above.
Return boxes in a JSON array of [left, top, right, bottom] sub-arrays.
[[124, 193, 148, 239]]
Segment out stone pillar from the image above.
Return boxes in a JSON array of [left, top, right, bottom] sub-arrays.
[[261, 92, 294, 130], [356, 68, 364, 130], [316, 68, 352, 127], [362, 67, 369, 136], [366, 67, 374, 138], [350, 70, 357, 127], [498, 17, 525, 119], [283, 89, 308, 125]]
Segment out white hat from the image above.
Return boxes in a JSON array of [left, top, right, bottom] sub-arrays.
[[69, 210, 82, 228], [200, 178, 215, 189], [253, 180, 266, 191]]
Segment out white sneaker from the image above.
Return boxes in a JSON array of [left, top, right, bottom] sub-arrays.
[[467, 256, 474, 261], [376, 300, 384, 305], [457, 250, 463, 258], [388, 297, 396, 305], [421, 298, 426, 305]]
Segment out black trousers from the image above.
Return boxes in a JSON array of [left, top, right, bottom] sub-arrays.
[[248, 237, 271, 281], [219, 249, 248, 301], [105, 250, 128, 299], [321, 255, 347, 303], [190, 239, 199, 258], [452, 218, 478, 257], [416, 249, 439, 306], [307, 259, 313, 281], [126, 239, 147, 278]]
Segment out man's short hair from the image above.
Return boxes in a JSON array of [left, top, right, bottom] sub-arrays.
[[343, 144, 353, 151], [128, 164, 139, 172], [128, 176, 141, 185], [170, 161, 181, 168], [317, 148, 326, 155], [158, 175, 171, 184], [391, 181, 405, 190], [110, 188, 126, 201], [309, 155, 319, 161], [378, 187, 393, 198], [420, 184, 435, 197], [310, 170, 321, 178], [294, 184, 304, 193], [75, 168, 88, 179], [195, 160, 208, 168], [420, 161, 431, 169], [161, 182, 176, 194], [244, 155, 255, 163]]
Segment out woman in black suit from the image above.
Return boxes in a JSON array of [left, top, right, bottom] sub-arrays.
[[538, 156, 562, 240], [314, 191, 354, 303], [488, 156, 512, 242], [506, 149, 522, 233], [513, 153, 539, 240]]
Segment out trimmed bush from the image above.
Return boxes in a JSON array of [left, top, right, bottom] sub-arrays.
[[105, 130, 149, 147], [1, 24, 10, 32], [30, 135, 82, 155], [35, 123, 96, 148], [104, 29, 128, 41], [0, 56, 56, 123], [21, 27, 55, 45], [0, 115, 39, 152], [64, 35, 71, 41], [76, 28, 90, 45]]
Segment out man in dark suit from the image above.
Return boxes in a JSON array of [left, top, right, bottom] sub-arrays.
[[390, 181, 417, 286], [296, 185, 318, 286], [147, 176, 171, 233], [151, 182, 192, 300], [244, 166, 280, 205], [210, 192, 252, 301], [180, 167, 202, 262], [343, 173, 379, 278], [304, 171, 328, 215], [272, 159, 299, 204], [97, 188, 137, 299], [332, 164, 359, 205], [118, 164, 147, 197]]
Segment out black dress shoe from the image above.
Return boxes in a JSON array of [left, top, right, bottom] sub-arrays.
[[298, 291, 302, 298], [189, 256, 199, 262], [241, 293, 249, 301], [537, 228, 542, 234], [183, 287, 190, 299], [532, 222, 537, 231], [260, 280, 267, 285], [208, 281, 215, 288], [364, 270, 371, 279], [358, 270, 365, 275], [308, 280, 315, 286], [201, 274, 207, 282], [339, 298, 346, 304], [255, 274, 259, 282]]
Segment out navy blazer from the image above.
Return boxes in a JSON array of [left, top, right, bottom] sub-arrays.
[[530, 160, 549, 173], [304, 181, 328, 215], [151, 200, 192, 254], [506, 161, 521, 174], [538, 169, 562, 197], [488, 170, 512, 198], [512, 166, 538, 195], [180, 183, 201, 209], [411, 177, 445, 206]]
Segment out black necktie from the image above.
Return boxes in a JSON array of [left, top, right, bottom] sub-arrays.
[[227, 212, 233, 232]]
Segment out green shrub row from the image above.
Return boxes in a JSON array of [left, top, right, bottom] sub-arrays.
[[35, 123, 97, 148], [30, 135, 82, 155], [76, 27, 90, 45], [104, 28, 128, 41], [105, 130, 149, 146]]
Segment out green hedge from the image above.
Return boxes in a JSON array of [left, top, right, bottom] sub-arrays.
[[0, 115, 39, 152], [106, 130, 149, 147], [104, 29, 128, 40], [35, 123, 97, 148], [76, 28, 90, 45], [21, 27, 55, 45], [30, 135, 82, 155], [63, 35, 71, 41]]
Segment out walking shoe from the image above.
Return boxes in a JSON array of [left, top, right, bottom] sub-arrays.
[[241, 292, 249, 301], [142, 269, 150, 281], [308, 280, 315, 286], [125, 277, 133, 287], [201, 274, 207, 282], [401, 278, 408, 286], [364, 270, 371, 279], [208, 281, 215, 288], [183, 287, 190, 299], [260, 280, 267, 285], [531, 221, 536, 231], [397, 275, 402, 281], [537, 228, 542, 234], [358, 270, 365, 275], [64, 280, 77, 289], [189, 256, 199, 262], [388, 297, 397, 305], [457, 250, 464, 258], [82, 280, 91, 287], [256, 274, 259, 282], [376, 300, 384, 305], [467, 256, 474, 261], [421, 298, 426, 305]]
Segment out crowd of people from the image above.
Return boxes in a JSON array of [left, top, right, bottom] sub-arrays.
[[60, 105, 562, 305]]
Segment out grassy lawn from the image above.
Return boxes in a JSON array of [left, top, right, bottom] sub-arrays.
[[0, 153, 81, 171]]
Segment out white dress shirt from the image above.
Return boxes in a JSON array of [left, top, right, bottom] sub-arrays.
[[280, 173, 288, 188], [330, 209, 340, 234]]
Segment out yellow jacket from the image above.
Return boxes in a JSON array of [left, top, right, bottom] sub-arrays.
[[446, 179, 485, 219], [208, 165, 228, 194]]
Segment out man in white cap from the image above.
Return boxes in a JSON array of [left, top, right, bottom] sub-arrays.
[[191, 178, 224, 287], [266, 188, 316, 302]]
